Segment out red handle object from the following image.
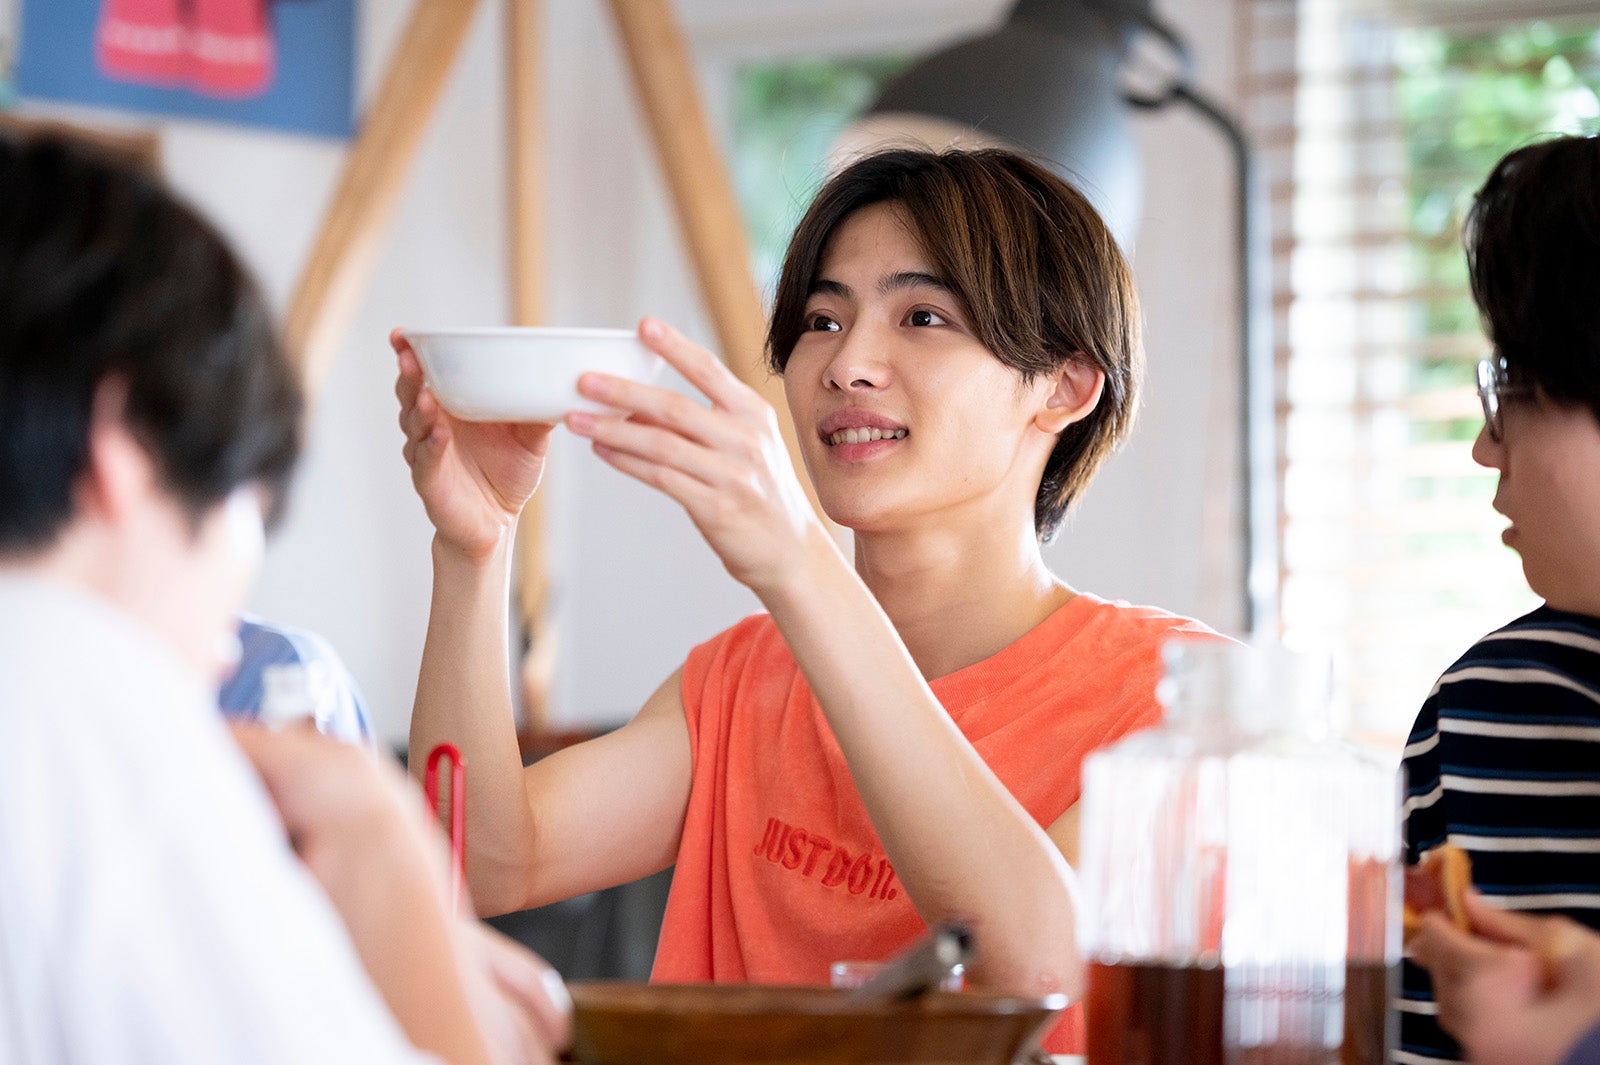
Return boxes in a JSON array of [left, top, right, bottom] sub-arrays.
[[423, 743, 466, 912]]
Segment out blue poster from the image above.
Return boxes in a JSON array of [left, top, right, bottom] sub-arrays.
[[15, 0, 355, 138]]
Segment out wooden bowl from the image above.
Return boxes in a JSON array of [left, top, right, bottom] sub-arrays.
[[568, 982, 1066, 1065]]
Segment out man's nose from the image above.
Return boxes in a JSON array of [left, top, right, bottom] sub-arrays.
[[1471, 422, 1505, 470], [822, 327, 890, 392]]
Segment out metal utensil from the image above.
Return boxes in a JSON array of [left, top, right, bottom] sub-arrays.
[[848, 922, 973, 1003]]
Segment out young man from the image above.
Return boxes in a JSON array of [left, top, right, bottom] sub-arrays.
[[0, 130, 566, 1063], [1401, 132, 1600, 1064], [396, 148, 1216, 1055]]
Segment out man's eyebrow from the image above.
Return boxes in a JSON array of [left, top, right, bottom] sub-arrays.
[[879, 270, 951, 295], [806, 272, 952, 301]]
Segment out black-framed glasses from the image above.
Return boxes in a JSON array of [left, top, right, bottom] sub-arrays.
[[1476, 356, 1535, 443]]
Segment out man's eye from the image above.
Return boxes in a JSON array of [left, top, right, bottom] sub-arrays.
[[907, 309, 947, 327], [807, 314, 841, 332]]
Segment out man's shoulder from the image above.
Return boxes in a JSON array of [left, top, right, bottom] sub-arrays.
[[0, 577, 208, 724], [1404, 605, 1600, 796], [236, 615, 344, 669], [695, 612, 783, 657], [682, 612, 789, 687], [1061, 592, 1228, 652], [1430, 606, 1600, 708], [1451, 604, 1600, 656]]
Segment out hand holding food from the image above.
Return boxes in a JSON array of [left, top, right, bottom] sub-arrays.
[[1403, 842, 1473, 943], [1411, 888, 1600, 1065]]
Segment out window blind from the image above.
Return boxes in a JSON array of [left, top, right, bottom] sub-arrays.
[[1244, 0, 1598, 739]]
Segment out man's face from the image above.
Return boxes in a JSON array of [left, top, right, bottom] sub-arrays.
[[1472, 392, 1600, 615], [780, 202, 1065, 537]]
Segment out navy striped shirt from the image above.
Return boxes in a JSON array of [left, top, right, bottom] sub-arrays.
[[1398, 606, 1600, 1065]]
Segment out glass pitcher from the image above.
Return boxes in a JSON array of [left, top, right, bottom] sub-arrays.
[[1076, 640, 1401, 1065]]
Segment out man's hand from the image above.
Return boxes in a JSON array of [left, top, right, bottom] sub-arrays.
[[1411, 889, 1600, 1065], [457, 921, 572, 1065], [232, 722, 443, 909], [563, 317, 826, 597], [393, 329, 553, 564], [232, 725, 569, 1065]]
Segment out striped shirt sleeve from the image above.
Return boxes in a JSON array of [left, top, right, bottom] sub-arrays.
[[1395, 606, 1600, 1065]]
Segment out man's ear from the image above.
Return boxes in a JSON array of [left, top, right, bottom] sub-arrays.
[[1034, 358, 1106, 435], [77, 378, 155, 525]]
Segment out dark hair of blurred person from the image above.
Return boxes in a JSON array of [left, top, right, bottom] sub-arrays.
[[0, 130, 300, 553]]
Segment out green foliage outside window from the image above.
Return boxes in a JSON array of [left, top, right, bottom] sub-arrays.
[[1394, 20, 1599, 556], [1398, 20, 1600, 431], [731, 55, 911, 296], [1, 51, 14, 110]]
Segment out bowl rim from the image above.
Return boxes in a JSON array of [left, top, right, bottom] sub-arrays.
[[400, 326, 639, 341], [567, 981, 1069, 1018]]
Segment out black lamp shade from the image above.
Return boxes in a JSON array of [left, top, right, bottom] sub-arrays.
[[847, 6, 1145, 249]]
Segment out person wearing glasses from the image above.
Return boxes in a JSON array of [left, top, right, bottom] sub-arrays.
[[1399, 132, 1600, 1065]]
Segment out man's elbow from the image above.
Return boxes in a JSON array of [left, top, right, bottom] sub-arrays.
[[970, 943, 1086, 1004], [465, 854, 538, 918]]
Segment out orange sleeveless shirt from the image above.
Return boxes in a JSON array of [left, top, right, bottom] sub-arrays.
[[651, 592, 1216, 1055]]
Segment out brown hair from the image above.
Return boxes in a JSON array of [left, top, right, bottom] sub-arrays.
[[766, 148, 1144, 540]]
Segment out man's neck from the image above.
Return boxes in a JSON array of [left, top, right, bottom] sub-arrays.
[[852, 518, 1075, 681], [1541, 591, 1600, 621]]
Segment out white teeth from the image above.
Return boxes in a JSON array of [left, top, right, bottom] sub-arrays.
[[827, 428, 908, 445]]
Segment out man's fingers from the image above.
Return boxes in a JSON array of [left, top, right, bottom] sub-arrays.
[[400, 392, 453, 462], [1525, 915, 1593, 975], [590, 441, 716, 513], [573, 373, 736, 451], [637, 316, 757, 413], [509, 420, 555, 457], [396, 365, 422, 413], [399, 387, 438, 444], [568, 413, 722, 487], [487, 939, 573, 1050], [1464, 889, 1550, 947], [1465, 889, 1591, 973], [1412, 910, 1492, 979]]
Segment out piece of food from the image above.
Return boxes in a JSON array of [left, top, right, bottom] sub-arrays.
[[1403, 843, 1473, 941]]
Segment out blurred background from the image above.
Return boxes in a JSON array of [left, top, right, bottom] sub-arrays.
[[4, 0, 1598, 985], [2, 0, 1594, 778]]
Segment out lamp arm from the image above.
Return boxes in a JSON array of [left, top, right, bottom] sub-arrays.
[[1179, 83, 1278, 640], [1131, 77, 1279, 639]]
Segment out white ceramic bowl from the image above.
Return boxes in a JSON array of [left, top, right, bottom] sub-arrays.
[[401, 326, 664, 423]]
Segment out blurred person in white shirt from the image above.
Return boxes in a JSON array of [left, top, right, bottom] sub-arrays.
[[0, 128, 567, 1065]]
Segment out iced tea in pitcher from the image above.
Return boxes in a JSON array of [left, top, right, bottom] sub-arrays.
[[1077, 643, 1401, 1065]]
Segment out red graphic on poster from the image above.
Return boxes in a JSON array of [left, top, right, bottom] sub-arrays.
[[96, 0, 275, 99]]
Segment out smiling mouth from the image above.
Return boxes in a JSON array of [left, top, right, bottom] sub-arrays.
[[826, 428, 907, 446]]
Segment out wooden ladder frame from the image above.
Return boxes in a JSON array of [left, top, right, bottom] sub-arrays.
[[283, 0, 819, 746]]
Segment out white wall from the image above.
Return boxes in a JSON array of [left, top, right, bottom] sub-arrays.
[[22, 0, 1245, 746], [1053, 0, 1244, 633]]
